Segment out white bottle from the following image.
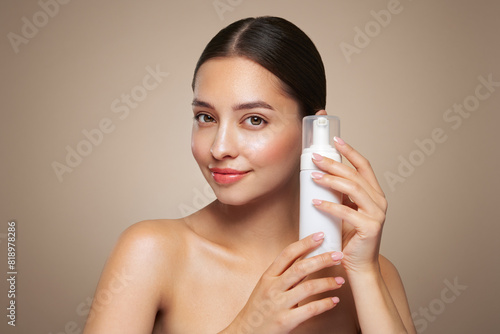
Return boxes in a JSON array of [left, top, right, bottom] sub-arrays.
[[299, 115, 343, 258]]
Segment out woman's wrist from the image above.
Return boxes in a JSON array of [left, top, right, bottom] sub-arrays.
[[345, 263, 384, 294], [344, 260, 407, 333], [342, 255, 382, 278]]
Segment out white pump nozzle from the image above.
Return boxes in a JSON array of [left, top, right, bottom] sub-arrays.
[[311, 117, 331, 148], [301, 115, 340, 171]]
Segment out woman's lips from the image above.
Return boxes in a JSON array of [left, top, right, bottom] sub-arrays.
[[210, 168, 250, 185]]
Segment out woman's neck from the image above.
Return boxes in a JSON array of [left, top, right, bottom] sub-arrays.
[[203, 176, 300, 262]]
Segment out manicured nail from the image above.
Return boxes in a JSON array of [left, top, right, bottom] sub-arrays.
[[331, 251, 344, 261], [334, 277, 345, 285], [311, 172, 324, 180], [332, 296, 340, 304], [333, 136, 345, 145], [312, 153, 323, 161], [312, 199, 323, 206], [312, 232, 325, 241]]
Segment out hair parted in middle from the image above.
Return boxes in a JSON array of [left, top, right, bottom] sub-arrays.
[[192, 16, 327, 117]]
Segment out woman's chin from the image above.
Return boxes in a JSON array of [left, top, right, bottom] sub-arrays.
[[213, 193, 251, 207]]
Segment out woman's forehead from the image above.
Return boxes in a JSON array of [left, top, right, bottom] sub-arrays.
[[193, 57, 294, 109]]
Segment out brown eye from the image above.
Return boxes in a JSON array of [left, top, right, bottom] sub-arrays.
[[248, 116, 263, 126], [196, 114, 215, 123]]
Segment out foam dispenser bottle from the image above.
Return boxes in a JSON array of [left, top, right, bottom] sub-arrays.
[[299, 115, 343, 258]]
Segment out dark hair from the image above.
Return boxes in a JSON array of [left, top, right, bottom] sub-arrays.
[[192, 16, 326, 117]]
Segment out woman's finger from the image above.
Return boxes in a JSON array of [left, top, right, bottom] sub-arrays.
[[312, 199, 383, 235], [265, 232, 325, 277], [310, 172, 384, 219], [332, 137, 385, 196], [285, 276, 344, 308], [285, 297, 339, 327], [312, 155, 387, 212], [279, 251, 343, 291]]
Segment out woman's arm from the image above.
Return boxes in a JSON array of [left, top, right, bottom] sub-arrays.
[[83, 221, 167, 334], [310, 133, 416, 334], [379, 255, 415, 332], [344, 254, 415, 333]]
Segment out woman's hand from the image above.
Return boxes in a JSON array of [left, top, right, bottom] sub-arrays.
[[310, 136, 417, 333], [310, 136, 388, 275], [221, 233, 345, 334]]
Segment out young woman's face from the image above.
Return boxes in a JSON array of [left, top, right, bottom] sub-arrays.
[[191, 56, 303, 206]]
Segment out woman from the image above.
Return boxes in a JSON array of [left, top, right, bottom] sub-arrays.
[[84, 16, 416, 333]]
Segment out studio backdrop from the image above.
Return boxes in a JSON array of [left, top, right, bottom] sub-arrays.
[[1, 0, 499, 333]]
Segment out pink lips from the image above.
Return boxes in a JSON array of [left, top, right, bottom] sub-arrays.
[[210, 168, 250, 185]]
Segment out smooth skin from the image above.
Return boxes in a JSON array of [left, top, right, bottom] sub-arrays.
[[83, 57, 416, 334]]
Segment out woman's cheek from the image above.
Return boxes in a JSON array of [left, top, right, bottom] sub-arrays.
[[191, 131, 210, 164], [242, 129, 300, 167], [273, 129, 302, 166], [239, 131, 272, 164]]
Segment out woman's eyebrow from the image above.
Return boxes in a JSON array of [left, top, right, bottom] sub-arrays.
[[233, 101, 275, 111], [192, 99, 214, 109], [192, 99, 276, 112]]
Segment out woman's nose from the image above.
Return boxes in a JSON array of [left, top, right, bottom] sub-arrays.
[[210, 123, 239, 160]]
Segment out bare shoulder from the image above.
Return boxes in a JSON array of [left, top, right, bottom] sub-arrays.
[[83, 218, 191, 334], [111, 218, 195, 285], [118, 218, 188, 253], [378, 254, 408, 303], [111, 219, 185, 266], [378, 254, 417, 334], [379, 254, 402, 283]]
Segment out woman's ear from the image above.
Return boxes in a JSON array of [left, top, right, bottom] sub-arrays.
[[315, 110, 327, 116]]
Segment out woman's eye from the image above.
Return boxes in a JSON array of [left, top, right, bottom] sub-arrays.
[[196, 114, 215, 123], [245, 116, 265, 126]]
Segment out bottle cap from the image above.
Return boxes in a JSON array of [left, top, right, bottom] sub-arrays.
[[301, 115, 341, 170]]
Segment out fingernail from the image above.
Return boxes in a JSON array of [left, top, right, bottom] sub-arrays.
[[331, 251, 344, 261], [312, 232, 325, 241], [332, 296, 340, 304], [334, 277, 345, 285], [333, 136, 345, 145], [311, 172, 324, 180], [312, 199, 323, 206], [312, 153, 323, 161]]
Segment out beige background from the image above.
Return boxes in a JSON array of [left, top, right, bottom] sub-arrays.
[[1, 0, 499, 333]]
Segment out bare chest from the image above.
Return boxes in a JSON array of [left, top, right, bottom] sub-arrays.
[[154, 264, 360, 333]]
